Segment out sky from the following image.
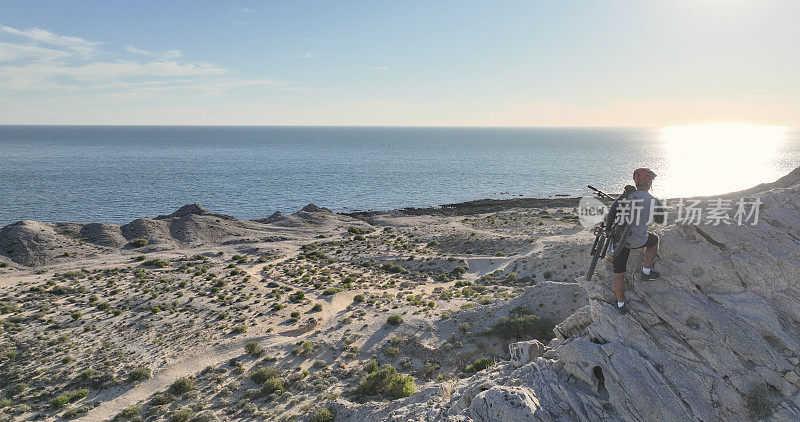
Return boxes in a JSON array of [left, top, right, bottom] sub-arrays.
[[0, 0, 799, 126]]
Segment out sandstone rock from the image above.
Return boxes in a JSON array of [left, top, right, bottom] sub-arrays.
[[509, 340, 545, 368], [469, 386, 541, 421]]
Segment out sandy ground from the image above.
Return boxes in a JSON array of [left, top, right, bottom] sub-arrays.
[[0, 203, 592, 421]]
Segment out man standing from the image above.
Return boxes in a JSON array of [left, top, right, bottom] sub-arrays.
[[611, 168, 664, 315]]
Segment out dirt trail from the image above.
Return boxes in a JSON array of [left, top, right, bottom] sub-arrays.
[[80, 245, 352, 421], [79, 229, 584, 420], [461, 228, 584, 279]]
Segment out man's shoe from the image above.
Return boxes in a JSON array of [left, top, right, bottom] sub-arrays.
[[616, 303, 629, 315], [640, 270, 660, 281]]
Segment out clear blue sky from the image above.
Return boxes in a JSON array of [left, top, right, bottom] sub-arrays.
[[1, 0, 798, 125]]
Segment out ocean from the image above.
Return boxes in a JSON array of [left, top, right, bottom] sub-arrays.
[[1, 125, 798, 226]]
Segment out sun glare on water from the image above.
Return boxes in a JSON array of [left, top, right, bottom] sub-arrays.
[[656, 124, 789, 198]]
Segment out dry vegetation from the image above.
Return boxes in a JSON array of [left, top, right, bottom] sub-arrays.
[[0, 204, 589, 421]]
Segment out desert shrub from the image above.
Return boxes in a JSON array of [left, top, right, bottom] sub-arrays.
[[231, 325, 248, 334], [384, 347, 400, 358], [386, 315, 403, 326], [381, 263, 407, 274], [0, 302, 18, 314], [51, 389, 88, 408], [363, 359, 378, 373], [128, 367, 152, 382], [129, 238, 148, 248], [353, 294, 365, 303], [322, 287, 344, 295], [466, 357, 496, 373], [290, 311, 301, 320], [356, 365, 415, 399], [422, 361, 440, 379], [289, 290, 305, 301], [142, 259, 169, 268], [744, 384, 774, 419], [311, 303, 323, 312], [116, 405, 141, 419], [62, 406, 88, 419], [170, 408, 194, 422], [250, 366, 281, 384], [261, 377, 284, 395], [71, 311, 82, 320], [272, 303, 285, 311], [150, 392, 176, 406], [169, 377, 194, 394], [490, 310, 554, 342], [8, 382, 27, 396], [347, 226, 368, 234], [245, 341, 264, 357], [310, 408, 335, 422], [293, 341, 315, 357], [79, 369, 99, 380]]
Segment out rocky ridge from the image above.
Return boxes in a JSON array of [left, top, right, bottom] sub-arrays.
[[332, 170, 800, 421]]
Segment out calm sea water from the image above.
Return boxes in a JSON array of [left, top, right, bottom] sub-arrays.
[[1, 126, 798, 226]]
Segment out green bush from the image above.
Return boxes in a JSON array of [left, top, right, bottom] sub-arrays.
[[386, 315, 403, 326], [311, 303, 323, 312], [245, 341, 264, 357], [71, 311, 82, 320], [169, 377, 194, 394], [117, 405, 141, 419], [128, 366, 152, 382], [347, 226, 368, 234], [129, 238, 148, 248], [142, 259, 170, 268], [490, 309, 554, 342], [250, 366, 281, 384], [466, 357, 496, 373], [744, 384, 774, 419], [62, 406, 88, 419], [310, 408, 335, 422], [231, 325, 248, 334], [381, 263, 408, 274], [170, 408, 194, 422], [51, 389, 88, 408], [353, 294, 365, 303], [289, 290, 305, 301], [261, 377, 284, 395], [8, 382, 27, 396], [322, 287, 344, 295], [356, 365, 414, 399], [363, 359, 378, 373]]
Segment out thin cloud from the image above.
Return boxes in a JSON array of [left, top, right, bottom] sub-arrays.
[[290, 52, 315, 60], [0, 24, 102, 57], [125, 46, 156, 56], [126, 46, 183, 60], [369, 66, 389, 71], [0, 41, 71, 62]]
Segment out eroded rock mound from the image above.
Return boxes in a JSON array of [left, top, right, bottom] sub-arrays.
[[0, 204, 270, 266]]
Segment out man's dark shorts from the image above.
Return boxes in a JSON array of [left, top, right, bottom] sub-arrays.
[[613, 232, 658, 274]]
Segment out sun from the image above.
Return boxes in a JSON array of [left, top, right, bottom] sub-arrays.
[[657, 124, 788, 197]]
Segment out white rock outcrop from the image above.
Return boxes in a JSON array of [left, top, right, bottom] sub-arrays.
[[332, 168, 800, 421]]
